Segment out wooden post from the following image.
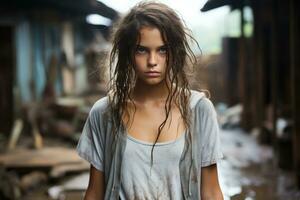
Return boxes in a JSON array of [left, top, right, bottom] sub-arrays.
[[290, 0, 300, 188], [239, 1, 253, 131], [252, 2, 265, 131], [7, 119, 23, 150], [270, 0, 279, 156]]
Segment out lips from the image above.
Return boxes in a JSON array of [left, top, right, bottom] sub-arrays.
[[145, 71, 160, 77]]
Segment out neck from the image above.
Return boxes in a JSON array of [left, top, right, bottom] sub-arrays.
[[131, 80, 170, 103]]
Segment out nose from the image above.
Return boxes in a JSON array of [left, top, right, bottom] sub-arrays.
[[148, 52, 157, 67]]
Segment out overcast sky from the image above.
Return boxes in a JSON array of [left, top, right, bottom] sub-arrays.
[[99, 0, 229, 27], [97, 0, 238, 54]]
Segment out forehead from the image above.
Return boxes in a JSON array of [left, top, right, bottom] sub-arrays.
[[137, 26, 165, 47]]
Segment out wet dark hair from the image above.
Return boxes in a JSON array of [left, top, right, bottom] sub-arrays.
[[108, 1, 200, 165]]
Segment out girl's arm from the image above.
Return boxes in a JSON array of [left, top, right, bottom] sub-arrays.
[[201, 164, 223, 200], [84, 165, 106, 200]]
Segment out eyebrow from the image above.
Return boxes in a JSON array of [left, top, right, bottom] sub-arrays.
[[136, 44, 167, 50]]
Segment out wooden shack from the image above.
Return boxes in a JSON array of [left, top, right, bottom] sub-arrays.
[[0, 0, 118, 135], [202, 0, 300, 188]]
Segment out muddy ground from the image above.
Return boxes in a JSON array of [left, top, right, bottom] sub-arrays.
[[4, 128, 300, 200]]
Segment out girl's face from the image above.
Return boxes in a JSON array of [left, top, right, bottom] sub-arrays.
[[134, 26, 168, 86]]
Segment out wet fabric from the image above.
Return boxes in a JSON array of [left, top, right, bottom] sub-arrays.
[[76, 90, 223, 199], [119, 132, 185, 200]]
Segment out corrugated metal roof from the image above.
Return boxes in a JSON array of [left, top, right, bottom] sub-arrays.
[[0, 0, 118, 20], [201, 0, 245, 12]]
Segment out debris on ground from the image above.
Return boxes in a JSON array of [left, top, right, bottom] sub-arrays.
[[48, 173, 89, 199], [217, 104, 242, 129]]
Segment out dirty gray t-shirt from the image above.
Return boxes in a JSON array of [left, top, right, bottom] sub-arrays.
[[119, 132, 185, 200], [76, 94, 223, 199]]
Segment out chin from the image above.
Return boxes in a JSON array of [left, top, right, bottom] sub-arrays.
[[139, 78, 165, 86]]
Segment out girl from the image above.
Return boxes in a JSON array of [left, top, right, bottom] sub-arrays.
[[77, 1, 223, 200]]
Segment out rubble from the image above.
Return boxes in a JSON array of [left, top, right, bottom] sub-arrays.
[[48, 173, 88, 199], [0, 168, 21, 200], [0, 147, 89, 199], [20, 171, 48, 192], [217, 104, 242, 129]]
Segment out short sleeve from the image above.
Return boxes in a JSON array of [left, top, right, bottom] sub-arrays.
[[76, 103, 105, 171], [198, 98, 223, 167]]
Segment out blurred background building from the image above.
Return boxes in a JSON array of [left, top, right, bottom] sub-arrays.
[[0, 0, 299, 199], [0, 0, 118, 133]]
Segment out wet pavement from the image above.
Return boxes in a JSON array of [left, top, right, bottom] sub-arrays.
[[219, 128, 300, 200], [22, 128, 300, 200]]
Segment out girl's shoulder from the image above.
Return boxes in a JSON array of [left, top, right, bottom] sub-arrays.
[[90, 96, 109, 111], [190, 89, 215, 115], [88, 96, 111, 120], [190, 89, 207, 108]]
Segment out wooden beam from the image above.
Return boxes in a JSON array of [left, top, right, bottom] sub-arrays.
[[239, 0, 253, 130], [252, 1, 265, 130], [290, 0, 300, 188], [7, 119, 23, 150], [270, 0, 279, 154]]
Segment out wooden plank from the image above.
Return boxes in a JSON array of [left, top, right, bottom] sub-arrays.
[[32, 122, 43, 149], [0, 147, 84, 168], [48, 173, 89, 199], [7, 119, 23, 150], [50, 162, 89, 178]]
